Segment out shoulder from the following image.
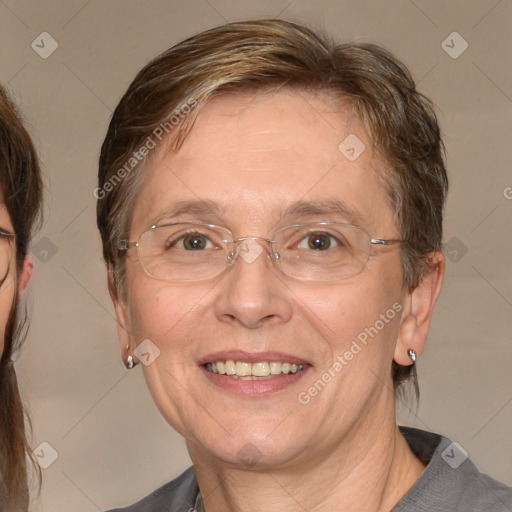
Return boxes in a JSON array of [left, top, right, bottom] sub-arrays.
[[105, 466, 198, 512], [396, 427, 512, 512]]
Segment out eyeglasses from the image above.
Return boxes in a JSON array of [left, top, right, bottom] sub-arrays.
[[0, 231, 15, 277], [118, 222, 402, 283]]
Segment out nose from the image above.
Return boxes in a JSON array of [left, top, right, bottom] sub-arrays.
[[214, 238, 293, 329]]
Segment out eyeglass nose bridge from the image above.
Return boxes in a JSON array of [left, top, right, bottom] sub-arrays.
[[226, 236, 279, 267]]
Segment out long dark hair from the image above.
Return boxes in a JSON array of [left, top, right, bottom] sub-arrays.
[[0, 84, 43, 509]]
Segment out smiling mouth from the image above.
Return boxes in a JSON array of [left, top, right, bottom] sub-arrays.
[[203, 360, 308, 380]]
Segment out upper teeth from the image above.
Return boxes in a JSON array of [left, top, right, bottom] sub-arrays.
[[205, 360, 305, 377]]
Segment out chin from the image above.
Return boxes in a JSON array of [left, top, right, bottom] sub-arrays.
[[190, 422, 310, 469]]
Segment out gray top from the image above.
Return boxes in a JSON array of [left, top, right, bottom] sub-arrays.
[[106, 427, 512, 512]]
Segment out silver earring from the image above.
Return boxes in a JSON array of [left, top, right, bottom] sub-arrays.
[[407, 349, 416, 364], [125, 345, 134, 369]]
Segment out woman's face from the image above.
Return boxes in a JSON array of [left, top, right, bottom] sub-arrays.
[[115, 89, 416, 467], [0, 203, 17, 354]]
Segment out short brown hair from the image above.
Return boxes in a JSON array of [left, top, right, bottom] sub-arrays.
[[0, 84, 43, 508], [97, 19, 447, 393]]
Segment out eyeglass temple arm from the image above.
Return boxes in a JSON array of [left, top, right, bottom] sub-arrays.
[[370, 238, 403, 245]]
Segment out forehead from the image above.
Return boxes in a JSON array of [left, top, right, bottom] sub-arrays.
[[131, 89, 395, 234]]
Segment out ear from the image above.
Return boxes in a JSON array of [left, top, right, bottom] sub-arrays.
[[394, 252, 445, 365], [19, 256, 34, 295], [107, 267, 139, 366]]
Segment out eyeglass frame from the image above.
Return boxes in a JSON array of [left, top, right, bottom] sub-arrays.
[[0, 231, 16, 270], [117, 221, 404, 283], [0, 230, 15, 242]]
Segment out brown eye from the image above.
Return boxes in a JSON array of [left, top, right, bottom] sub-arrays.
[[180, 234, 210, 250], [296, 232, 339, 251], [306, 233, 332, 250]]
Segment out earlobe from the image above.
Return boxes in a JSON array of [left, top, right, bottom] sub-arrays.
[[394, 314, 417, 365], [19, 256, 34, 294], [107, 268, 139, 367], [394, 252, 445, 365]]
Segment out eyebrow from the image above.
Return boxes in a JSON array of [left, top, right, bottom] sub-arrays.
[[152, 199, 225, 225], [280, 199, 364, 227], [153, 198, 363, 228]]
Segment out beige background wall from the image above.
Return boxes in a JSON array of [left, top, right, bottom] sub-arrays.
[[0, 0, 510, 510]]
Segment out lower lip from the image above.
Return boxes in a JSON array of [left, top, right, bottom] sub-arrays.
[[200, 365, 311, 396]]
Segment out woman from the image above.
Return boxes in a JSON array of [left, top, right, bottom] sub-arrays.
[[97, 20, 512, 511], [0, 84, 43, 510]]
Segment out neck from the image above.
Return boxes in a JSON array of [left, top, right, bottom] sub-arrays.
[[187, 409, 425, 512]]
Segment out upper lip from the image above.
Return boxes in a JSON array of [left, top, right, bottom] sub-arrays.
[[198, 350, 311, 366]]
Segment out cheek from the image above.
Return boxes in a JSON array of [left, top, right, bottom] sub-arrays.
[[126, 276, 214, 354], [298, 276, 402, 367], [286, 280, 402, 434]]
